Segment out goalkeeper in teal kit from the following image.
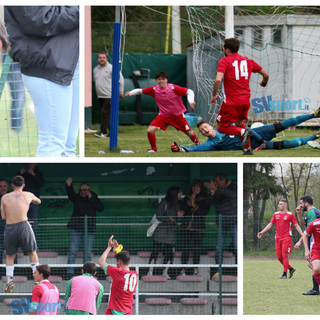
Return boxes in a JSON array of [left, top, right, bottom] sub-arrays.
[[171, 109, 320, 152]]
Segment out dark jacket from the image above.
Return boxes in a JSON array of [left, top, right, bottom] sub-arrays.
[[153, 199, 181, 245], [18, 167, 44, 197], [66, 184, 104, 233], [4, 6, 79, 86], [181, 194, 213, 232], [211, 183, 237, 226]]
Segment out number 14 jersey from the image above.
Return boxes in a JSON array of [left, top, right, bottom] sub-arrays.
[[217, 53, 262, 106], [104, 265, 138, 314]]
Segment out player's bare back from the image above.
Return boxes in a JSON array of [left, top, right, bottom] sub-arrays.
[[1, 191, 40, 225]]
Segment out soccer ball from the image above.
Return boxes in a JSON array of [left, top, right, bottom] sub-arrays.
[[250, 122, 264, 129]]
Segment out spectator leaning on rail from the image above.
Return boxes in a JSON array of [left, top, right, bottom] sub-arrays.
[[205, 173, 237, 270], [65, 177, 104, 278]]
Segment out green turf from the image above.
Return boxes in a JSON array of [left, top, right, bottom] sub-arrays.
[[244, 257, 319, 314], [85, 124, 320, 157]]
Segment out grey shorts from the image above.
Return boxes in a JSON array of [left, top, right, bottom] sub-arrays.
[[4, 221, 37, 255]]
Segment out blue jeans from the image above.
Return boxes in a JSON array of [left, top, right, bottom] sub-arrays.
[[22, 61, 79, 157], [215, 223, 237, 265], [2, 56, 25, 131], [67, 229, 95, 275]]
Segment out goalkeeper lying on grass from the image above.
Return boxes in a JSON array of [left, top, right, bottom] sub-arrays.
[[171, 108, 320, 153]]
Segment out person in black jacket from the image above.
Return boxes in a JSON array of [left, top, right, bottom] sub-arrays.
[[205, 173, 237, 267], [180, 179, 213, 276], [4, 6, 79, 157], [18, 164, 44, 243], [66, 177, 104, 277]]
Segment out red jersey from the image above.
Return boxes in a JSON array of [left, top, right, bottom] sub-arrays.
[[270, 211, 297, 240], [142, 84, 188, 117], [104, 265, 138, 314], [217, 53, 262, 106], [305, 218, 320, 251]]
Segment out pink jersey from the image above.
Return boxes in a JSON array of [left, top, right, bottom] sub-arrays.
[[142, 84, 188, 117], [217, 53, 262, 105], [270, 211, 297, 240], [305, 218, 320, 251], [105, 265, 138, 314], [32, 281, 60, 315]]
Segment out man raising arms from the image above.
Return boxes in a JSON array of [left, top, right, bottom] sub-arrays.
[[1, 175, 41, 293], [99, 235, 138, 315], [212, 38, 269, 155], [258, 200, 303, 279]]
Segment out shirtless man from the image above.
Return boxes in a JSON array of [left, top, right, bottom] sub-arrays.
[[1, 175, 41, 293]]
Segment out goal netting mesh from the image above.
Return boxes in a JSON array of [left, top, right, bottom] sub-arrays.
[[186, 6, 320, 126]]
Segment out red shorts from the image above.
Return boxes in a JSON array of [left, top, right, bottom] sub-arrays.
[[311, 248, 320, 262], [275, 237, 292, 257], [150, 114, 191, 132], [216, 103, 250, 127]]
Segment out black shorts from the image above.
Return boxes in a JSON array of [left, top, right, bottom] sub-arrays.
[[4, 221, 37, 255]]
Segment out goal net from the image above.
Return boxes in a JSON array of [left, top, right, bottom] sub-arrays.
[[186, 6, 320, 126]]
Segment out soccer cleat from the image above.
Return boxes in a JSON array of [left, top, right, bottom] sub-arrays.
[[314, 107, 320, 118], [5, 281, 14, 293], [242, 148, 254, 155], [280, 273, 287, 279], [148, 149, 156, 153], [241, 129, 253, 150], [307, 140, 320, 149], [289, 268, 296, 279], [94, 131, 108, 138], [302, 289, 320, 295], [254, 141, 267, 151]]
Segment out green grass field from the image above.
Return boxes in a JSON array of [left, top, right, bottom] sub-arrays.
[[244, 257, 319, 314], [85, 124, 320, 157]]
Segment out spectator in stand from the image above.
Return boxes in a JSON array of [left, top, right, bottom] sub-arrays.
[[205, 173, 237, 271], [180, 179, 213, 276], [66, 177, 104, 278], [147, 186, 184, 279]]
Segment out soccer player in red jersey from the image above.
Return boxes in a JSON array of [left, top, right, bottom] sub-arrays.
[[303, 218, 320, 288], [211, 38, 269, 155], [258, 200, 303, 279], [125, 71, 199, 152], [99, 235, 138, 315]]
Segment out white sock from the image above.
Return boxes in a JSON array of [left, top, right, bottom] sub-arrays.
[[241, 129, 245, 136], [6, 266, 14, 283], [31, 262, 39, 273]]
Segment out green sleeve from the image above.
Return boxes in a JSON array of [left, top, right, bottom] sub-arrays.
[[96, 282, 104, 311], [307, 209, 317, 226], [64, 278, 73, 305]]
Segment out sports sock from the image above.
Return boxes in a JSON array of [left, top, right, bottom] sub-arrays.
[[188, 130, 200, 145], [147, 132, 157, 151], [313, 271, 320, 285], [313, 275, 319, 292], [282, 254, 289, 272], [279, 114, 313, 130], [6, 265, 14, 283], [31, 262, 39, 273], [267, 136, 315, 149]]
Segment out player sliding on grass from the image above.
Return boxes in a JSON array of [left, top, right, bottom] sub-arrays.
[[171, 108, 320, 153], [125, 71, 200, 152], [212, 37, 269, 155], [258, 200, 304, 279]]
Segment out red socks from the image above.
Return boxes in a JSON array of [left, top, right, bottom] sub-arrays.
[[147, 132, 157, 151]]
